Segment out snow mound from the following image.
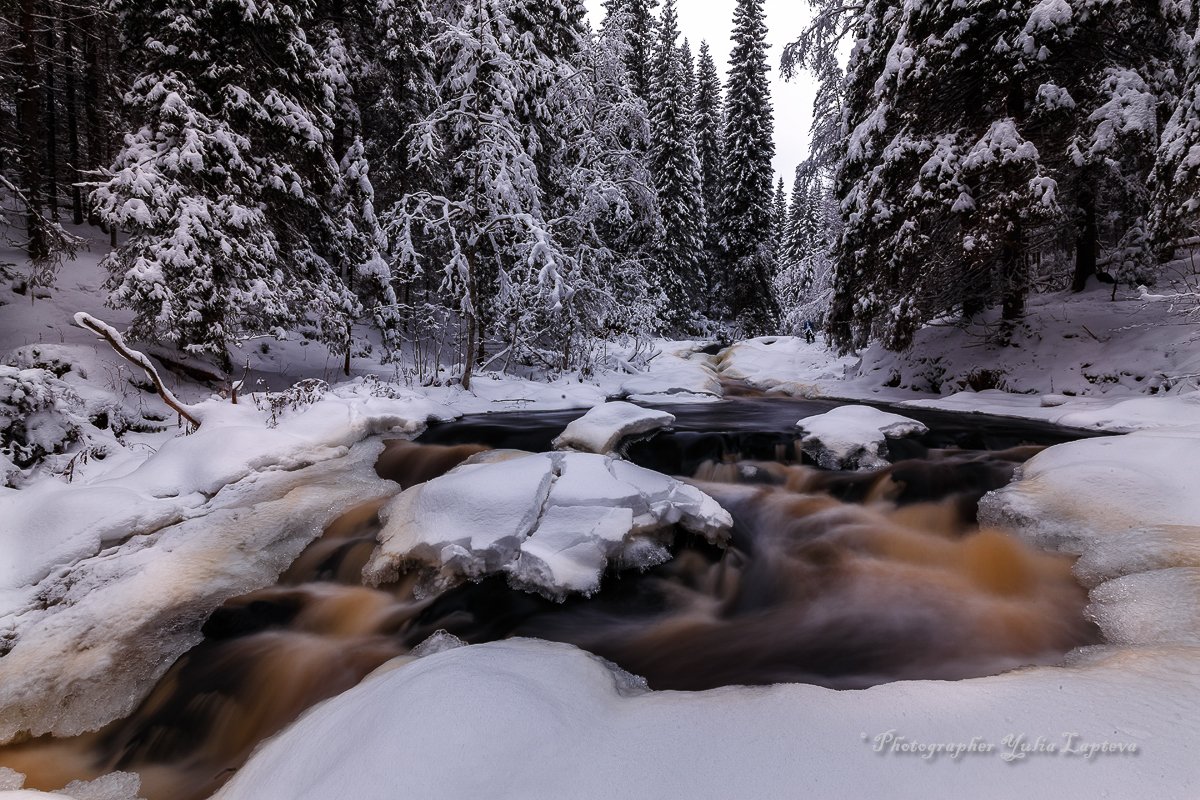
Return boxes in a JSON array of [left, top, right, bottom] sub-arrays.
[[1050, 393, 1200, 433], [216, 637, 1200, 800], [982, 427, 1200, 651], [617, 342, 722, 402], [551, 401, 674, 455], [363, 452, 732, 599], [795, 405, 928, 469], [716, 336, 860, 396]]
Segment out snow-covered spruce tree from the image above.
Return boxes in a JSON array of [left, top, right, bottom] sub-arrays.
[[330, 135, 401, 369], [803, 0, 1190, 351], [776, 160, 835, 334], [1035, 1, 1193, 292], [649, 0, 707, 329], [510, 0, 662, 366], [396, 0, 643, 385], [780, 0, 849, 174], [721, 0, 779, 335], [602, 0, 658, 102], [95, 0, 361, 370], [566, 6, 662, 345], [679, 38, 696, 106], [363, 0, 440, 211], [309, 21, 406, 371], [771, 175, 788, 256], [819, 1, 1062, 350], [1151, 21, 1200, 255], [693, 41, 726, 311]]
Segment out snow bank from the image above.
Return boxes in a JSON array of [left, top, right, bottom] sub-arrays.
[[852, 284, 1200, 400], [796, 405, 928, 469], [0, 442, 401, 744], [364, 452, 732, 599], [616, 342, 722, 402], [0, 388, 455, 594], [0, 389, 454, 743], [551, 401, 674, 455], [982, 427, 1200, 650], [716, 336, 860, 395], [216, 637, 1200, 800]]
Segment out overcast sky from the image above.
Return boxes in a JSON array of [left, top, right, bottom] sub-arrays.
[[583, 0, 818, 186]]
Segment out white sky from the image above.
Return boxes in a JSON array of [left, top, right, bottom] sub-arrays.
[[584, 0, 818, 186]]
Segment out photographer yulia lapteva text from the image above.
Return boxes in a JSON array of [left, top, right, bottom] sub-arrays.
[[863, 730, 1141, 762]]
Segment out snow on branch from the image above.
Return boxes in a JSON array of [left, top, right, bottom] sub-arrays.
[[73, 312, 202, 428]]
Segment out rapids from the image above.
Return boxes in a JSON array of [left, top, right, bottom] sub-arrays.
[[0, 398, 1104, 799]]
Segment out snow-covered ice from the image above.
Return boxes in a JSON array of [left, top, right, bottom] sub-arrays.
[[0, 770, 141, 800], [795, 404, 928, 469], [716, 336, 860, 395], [0, 387, 455, 743], [616, 342, 722, 402], [364, 451, 732, 599], [215, 636, 1200, 800], [983, 426, 1200, 651], [551, 401, 674, 455]]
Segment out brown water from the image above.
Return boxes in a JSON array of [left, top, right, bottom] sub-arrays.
[[0, 426, 1099, 799]]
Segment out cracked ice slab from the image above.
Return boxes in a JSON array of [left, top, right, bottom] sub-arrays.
[[364, 452, 732, 600], [552, 401, 675, 455], [796, 404, 928, 470]]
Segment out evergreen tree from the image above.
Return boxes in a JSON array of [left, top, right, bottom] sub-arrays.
[[1151, 23, 1200, 253], [679, 38, 696, 106], [649, 0, 707, 327], [721, 0, 778, 334], [796, 0, 1191, 351], [776, 161, 834, 334], [771, 175, 787, 252], [366, 0, 439, 210], [584, 7, 663, 337], [94, 0, 358, 368], [602, 0, 658, 101], [395, 0, 657, 383], [693, 40, 725, 311]]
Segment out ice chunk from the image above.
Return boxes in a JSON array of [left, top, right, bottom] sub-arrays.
[[58, 773, 143, 800], [364, 453, 731, 600], [1087, 568, 1200, 646], [0, 769, 141, 800], [0, 770, 22, 791], [511, 505, 635, 596], [552, 401, 674, 455], [796, 405, 928, 470], [411, 630, 467, 658]]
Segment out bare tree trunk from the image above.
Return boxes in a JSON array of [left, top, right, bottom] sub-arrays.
[[1001, 220, 1026, 322], [18, 0, 48, 260], [65, 17, 84, 225], [84, 25, 102, 227], [44, 4, 60, 221], [461, 246, 478, 391], [1072, 185, 1097, 292], [75, 313, 202, 428]]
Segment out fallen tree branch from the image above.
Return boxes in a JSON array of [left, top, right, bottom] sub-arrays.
[[73, 312, 202, 428]]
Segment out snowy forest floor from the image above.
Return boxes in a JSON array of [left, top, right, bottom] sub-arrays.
[[4, 225, 1200, 799]]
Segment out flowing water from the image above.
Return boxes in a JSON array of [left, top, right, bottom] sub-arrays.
[[0, 398, 1104, 798]]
